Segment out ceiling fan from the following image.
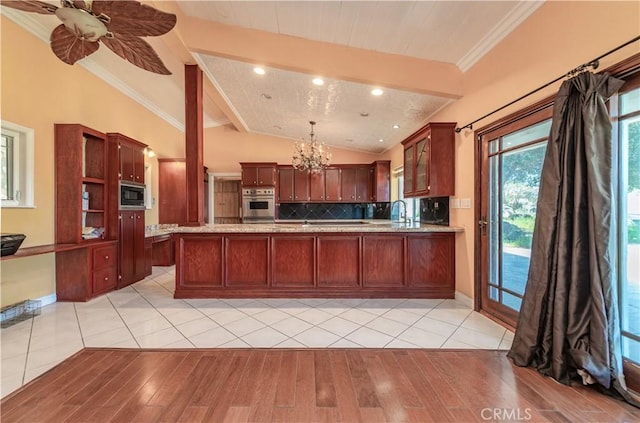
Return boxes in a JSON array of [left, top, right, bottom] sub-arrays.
[[1, 0, 176, 74]]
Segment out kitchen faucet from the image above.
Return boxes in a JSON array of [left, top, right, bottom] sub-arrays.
[[390, 200, 410, 223]]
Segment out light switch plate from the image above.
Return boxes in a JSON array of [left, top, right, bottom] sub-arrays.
[[451, 198, 461, 209], [460, 198, 471, 209]]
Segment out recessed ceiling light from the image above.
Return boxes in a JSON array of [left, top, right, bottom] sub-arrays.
[[379, 139, 384, 143], [360, 112, 369, 117], [392, 124, 400, 129], [371, 88, 383, 96], [312, 77, 324, 86], [253, 67, 266, 75]]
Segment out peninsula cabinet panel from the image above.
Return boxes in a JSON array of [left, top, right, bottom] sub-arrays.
[[362, 236, 405, 287], [226, 236, 269, 286], [272, 236, 315, 287], [407, 234, 455, 289], [56, 241, 118, 301], [317, 236, 360, 287], [176, 236, 224, 288]]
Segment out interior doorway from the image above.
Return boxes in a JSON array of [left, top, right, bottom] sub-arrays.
[[210, 173, 242, 224]]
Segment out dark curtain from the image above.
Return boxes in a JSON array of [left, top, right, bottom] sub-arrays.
[[507, 71, 637, 404]]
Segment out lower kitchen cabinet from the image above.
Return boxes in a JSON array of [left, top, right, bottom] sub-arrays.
[[173, 232, 455, 298], [119, 210, 146, 287], [56, 241, 118, 301]]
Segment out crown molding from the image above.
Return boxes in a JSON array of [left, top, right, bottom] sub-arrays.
[[456, 1, 545, 72], [2, 7, 187, 132]]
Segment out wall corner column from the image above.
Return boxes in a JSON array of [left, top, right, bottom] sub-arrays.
[[185, 64, 204, 226]]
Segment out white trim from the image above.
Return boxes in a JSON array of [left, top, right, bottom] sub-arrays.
[[456, 1, 545, 72], [1, 120, 35, 208], [455, 291, 474, 308]]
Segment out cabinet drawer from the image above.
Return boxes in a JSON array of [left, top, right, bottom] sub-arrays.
[[93, 244, 116, 270], [93, 266, 117, 295]]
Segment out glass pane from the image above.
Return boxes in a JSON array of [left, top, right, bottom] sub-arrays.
[[1, 134, 13, 201], [489, 138, 499, 154], [502, 120, 552, 150], [489, 285, 499, 301], [620, 89, 640, 115], [415, 139, 427, 191], [502, 292, 523, 312], [489, 155, 500, 287], [404, 148, 413, 193], [622, 336, 640, 365], [620, 116, 640, 342], [500, 142, 546, 305]]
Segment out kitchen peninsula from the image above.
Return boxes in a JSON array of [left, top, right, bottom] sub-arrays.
[[170, 221, 462, 299]]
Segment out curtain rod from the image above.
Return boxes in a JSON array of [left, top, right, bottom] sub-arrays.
[[454, 35, 640, 133]]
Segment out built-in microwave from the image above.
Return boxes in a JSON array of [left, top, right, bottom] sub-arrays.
[[120, 182, 145, 209]]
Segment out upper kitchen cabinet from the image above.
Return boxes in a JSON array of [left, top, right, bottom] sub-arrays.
[[309, 167, 341, 202], [340, 166, 370, 202], [402, 122, 456, 198], [277, 166, 310, 202], [240, 162, 277, 187], [371, 160, 391, 202], [108, 133, 146, 185]]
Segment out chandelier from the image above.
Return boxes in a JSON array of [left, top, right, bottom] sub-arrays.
[[292, 121, 331, 173]]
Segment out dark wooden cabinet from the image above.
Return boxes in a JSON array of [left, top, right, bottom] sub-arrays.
[[277, 166, 310, 202], [56, 241, 118, 301], [174, 231, 455, 298], [55, 124, 119, 301], [355, 166, 371, 202], [371, 161, 391, 202], [240, 163, 277, 187], [152, 234, 174, 266], [340, 167, 357, 202], [310, 167, 341, 201], [158, 159, 186, 224], [402, 122, 456, 197], [108, 133, 146, 185], [119, 210, 146, 287]]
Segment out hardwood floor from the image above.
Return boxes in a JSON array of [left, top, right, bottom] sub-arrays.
[[2, 349, 638, 422]]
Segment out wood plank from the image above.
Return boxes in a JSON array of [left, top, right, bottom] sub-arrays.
[[330, 350, 364, 423], [378, 351, 424, 408], [201, 351, 252, 422], [293, 350, 315, 422], [222, 406, 251, 423], [232, 350, 267, 406], [314, 350, 338, 407], [177, 406, 209, 423], [345, 350, 381, 408], [274, 351, 298, 407], [247, 351, 282, 423]]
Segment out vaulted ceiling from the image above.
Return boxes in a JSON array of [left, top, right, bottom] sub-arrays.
[[2, 0, 544, 153]]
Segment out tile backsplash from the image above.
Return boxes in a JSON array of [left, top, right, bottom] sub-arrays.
[[420, 197, 449, 226], [278, 203, 390, 220]]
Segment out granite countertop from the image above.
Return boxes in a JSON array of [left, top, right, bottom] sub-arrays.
[[159, 220, 463, 234]]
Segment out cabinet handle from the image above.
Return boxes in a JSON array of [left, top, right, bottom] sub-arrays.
[[351, 196, 355, 199], [105, 255, 109, 260], [259, 180, 262, 184], [104, 277, 109, 281], [130, 215, 134, 219], [137, 215, 141, 219], [129, 174, 133, 178], [288, 196, 292, 199], [253, 180, 257, 184]]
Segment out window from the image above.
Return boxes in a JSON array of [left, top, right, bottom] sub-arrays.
[[1, 121, 34, 208], [394, 168, 420, 222]]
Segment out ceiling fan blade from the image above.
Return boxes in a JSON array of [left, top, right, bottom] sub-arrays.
[[101, 33, 171, 75], [91, 1, 176, 37], [72, 0, 89, 10], [0, 0, 57, 14], [50, 24, 99, 65]]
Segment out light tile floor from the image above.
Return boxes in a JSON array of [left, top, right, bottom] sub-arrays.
[[0, 265, 514, 398]]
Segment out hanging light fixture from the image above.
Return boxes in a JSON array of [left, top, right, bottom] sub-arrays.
[[292, 121, 331, 173]]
